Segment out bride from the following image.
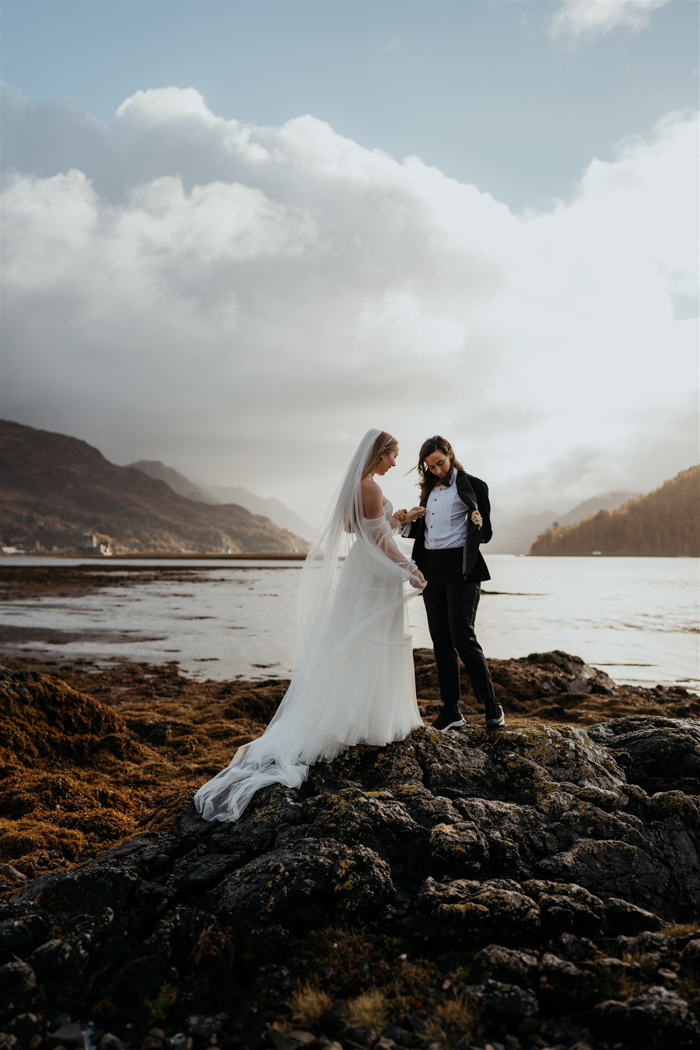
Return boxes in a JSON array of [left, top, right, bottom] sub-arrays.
[[194, 429, 427, 823]]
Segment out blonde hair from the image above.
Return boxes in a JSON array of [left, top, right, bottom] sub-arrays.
[[362, 431, 398, 477]]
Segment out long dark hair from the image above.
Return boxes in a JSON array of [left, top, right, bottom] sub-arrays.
[[415, 435, 465, 502]]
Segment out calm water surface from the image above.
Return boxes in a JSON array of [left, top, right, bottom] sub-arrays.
[[2, 555, 698, 689]]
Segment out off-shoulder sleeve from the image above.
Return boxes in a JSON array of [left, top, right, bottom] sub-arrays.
[[361, 515, 425, 587]]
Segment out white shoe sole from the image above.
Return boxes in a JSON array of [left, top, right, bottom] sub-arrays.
[[434, 718, 466, 733]]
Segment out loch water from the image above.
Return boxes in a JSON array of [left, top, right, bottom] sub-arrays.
[[1, 554, 698, 690]]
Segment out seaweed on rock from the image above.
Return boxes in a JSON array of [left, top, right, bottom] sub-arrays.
[[1, 662, 699, 1050]]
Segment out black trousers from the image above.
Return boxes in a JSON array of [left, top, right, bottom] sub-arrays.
[[421, 547, 497, 711]]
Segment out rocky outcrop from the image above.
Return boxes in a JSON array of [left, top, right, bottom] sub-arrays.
[[1, 663, 699, 1050]]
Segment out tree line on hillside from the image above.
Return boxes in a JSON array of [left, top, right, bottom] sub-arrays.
[[530, 465, 699, 557]]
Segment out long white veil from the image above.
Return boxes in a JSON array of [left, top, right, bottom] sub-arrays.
[[194, 429, 425, 822]]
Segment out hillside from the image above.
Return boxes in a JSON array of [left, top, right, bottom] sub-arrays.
[[204, 482, 316, 541], [488, 510, 558, 555], [128, 461, 316, 541], [557, 489, 640, 527], [531, 465, 700, 556], [127, 459, 218, 504], [490, 493, 640, 555], [0, 420, 307, 554]]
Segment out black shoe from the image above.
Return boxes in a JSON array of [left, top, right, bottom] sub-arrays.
[[430, 708, 466, 733], [485, 702, 505, 729]]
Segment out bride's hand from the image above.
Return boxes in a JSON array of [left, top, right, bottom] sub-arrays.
[[410, 568, 427, 589], [393, 509, 408, 525], [406, 506, 426, 522]]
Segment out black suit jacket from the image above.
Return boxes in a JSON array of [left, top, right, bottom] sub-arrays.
[[405, 470, 492, 584]]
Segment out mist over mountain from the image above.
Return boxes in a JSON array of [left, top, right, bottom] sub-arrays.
[[127, 460, 219, 505], [128, 462, 315, 541], [557, 491, 640, 528], [201, 484, 316, 542]]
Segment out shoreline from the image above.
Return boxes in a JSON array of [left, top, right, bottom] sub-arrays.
[[1, 645, 697, 884]]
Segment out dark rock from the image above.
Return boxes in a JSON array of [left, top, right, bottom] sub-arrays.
[[381, 1026, 413, 1046], [587, 717, 700, 795], [0, 912, 50, 964], [96, 1037, 125, 1050], [465, 978, 539, 1020], [589, 984, 700, 1049], [537, 952, 601, 1008], [14, 864, 142, 920], [681, 938, 700, 960], [105, 955, 165, 1019], [335, 1026, 377, 1048], [428, 821, 488, 878], [472, 944, 539, 987], [3, 1013, 44, 1045], [45, 1022, 85, 1048], [268, 1030, 302, 1050], [5, 695, 700, 1047], [0, 960, 36, 1020], [185, 1014, 223, 1040], [537, 837, 680, 917], [201, 839, 394, 929], [603, 896, 664, 935], [47, 1014, 72, 1030], [417, 878, 540, 946], [553, 932, 599, 963]]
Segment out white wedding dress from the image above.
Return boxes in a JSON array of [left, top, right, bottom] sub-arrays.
[[194, 430, 426, 822]]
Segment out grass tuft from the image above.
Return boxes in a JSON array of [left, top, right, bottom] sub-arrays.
[[346, 988, 388, 1029], [665, 923, 700, 939], [415, 991, 480, 1047], [286, 981, 333, 1029]]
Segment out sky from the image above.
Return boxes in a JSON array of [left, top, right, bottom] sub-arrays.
[[1, 0, 698, 526]]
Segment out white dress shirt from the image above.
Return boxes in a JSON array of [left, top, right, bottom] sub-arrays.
[[402, 470, 468, 549]]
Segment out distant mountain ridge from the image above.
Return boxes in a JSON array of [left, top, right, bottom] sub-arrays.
[[0, 420, 307, 554], [128, 460, 219, 505], [128, 462, 316, 541], [530, 466, 699, 556], [201, 484, 316, 542], [489, 492, 639, 555], [557, 491, 640, 529]]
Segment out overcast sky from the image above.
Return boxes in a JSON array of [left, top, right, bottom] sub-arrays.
[[1, 0, 698, 525]]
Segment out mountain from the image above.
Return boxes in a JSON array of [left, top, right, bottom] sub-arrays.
[[487, 511, 559, 555], [556, 490, 640, 528], [530, 466, 699, 556], [127, 460, 218, 505], [489, 493, 639, 555], [202, 484, 316, 542], [0, 420, 307, 554], [127, 462, 316, 542]]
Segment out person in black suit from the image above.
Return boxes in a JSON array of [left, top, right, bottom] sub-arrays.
[[395, 435, 505, 732]]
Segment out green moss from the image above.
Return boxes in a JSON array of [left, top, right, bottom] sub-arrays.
[[649, 791, 698, 823], [144, 981, 178, 1022]]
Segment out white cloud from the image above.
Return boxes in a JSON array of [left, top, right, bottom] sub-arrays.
[[550, 0, 670, 41], [1, 85, 697, 524]]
